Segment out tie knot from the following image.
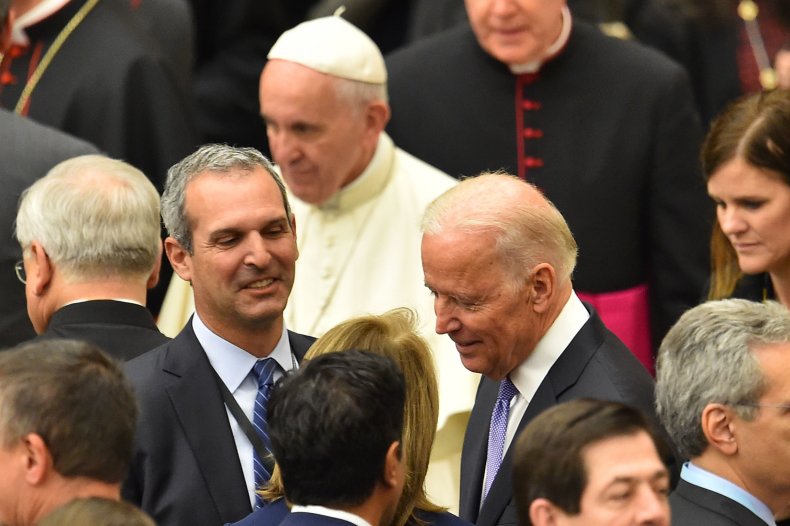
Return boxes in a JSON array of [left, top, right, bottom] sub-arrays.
[[497, 377, 519, 403], [252, 358, 279, 390]]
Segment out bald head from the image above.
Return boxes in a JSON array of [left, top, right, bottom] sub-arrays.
[[421, 171, 577, 286]]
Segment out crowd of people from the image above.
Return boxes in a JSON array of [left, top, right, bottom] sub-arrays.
[[2, 1, 790, 526]]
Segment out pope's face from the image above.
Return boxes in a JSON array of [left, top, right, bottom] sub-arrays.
[[260, 60, 376, 205], [465, 0, 565, 65]]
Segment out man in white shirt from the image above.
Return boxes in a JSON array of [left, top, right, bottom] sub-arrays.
[[656, 299, 790, 526], [421, 172, 665, 526]]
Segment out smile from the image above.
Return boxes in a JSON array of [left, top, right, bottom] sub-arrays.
[[247, 278, 274, 289]]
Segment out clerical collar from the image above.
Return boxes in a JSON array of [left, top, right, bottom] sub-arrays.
[[509, 6, 572, 74], [11, 0, 71, 45], [310, 132, 394, 213]]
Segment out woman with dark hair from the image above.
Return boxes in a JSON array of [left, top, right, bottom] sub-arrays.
[[704, 89, 790, 305]]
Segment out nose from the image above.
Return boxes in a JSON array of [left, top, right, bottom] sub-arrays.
[[718, 206, 748, 236], [243, 233, 273, 268], [490, 0, 516, 16], [434, 296, 462, 335], [269, 130, 301, 166], [634, 487, 670, 525]]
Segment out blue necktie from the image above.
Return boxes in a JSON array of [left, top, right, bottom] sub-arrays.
[[484, 377, 519, 500], [251, 358, 279, 508]]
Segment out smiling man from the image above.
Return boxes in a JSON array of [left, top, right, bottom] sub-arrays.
[[421, 172, 669, 526], [122, 144, 314, 526], [513, 399, 670, 526]]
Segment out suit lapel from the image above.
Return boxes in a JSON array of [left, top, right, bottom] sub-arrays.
[[674, 479, 769, 526], [460, 377, 495, 521], [162, 326, 252, 521], [472, 306, 603, 526]]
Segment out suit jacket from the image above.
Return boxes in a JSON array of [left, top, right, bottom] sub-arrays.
[[228, 498, 472, 526], [122, 322, 314, 526], [280, 513, 355, 526], [670, 479, 768, 526], [386, 21, 710, 351], [0, 110, 99, 350], [459, 304, 662, 526], [35, 300, 169, 361]]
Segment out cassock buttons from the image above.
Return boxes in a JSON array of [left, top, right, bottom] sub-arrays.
[[523, 128, 544, 139], [524, 157, 544, 168]]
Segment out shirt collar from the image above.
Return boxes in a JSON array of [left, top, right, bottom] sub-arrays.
[[510, 290, 589, 402], [11, 0, 71, 45], [682, 462, 776, 526], [307, 133, 394, 213], [291, 505, 372, 526], [509, 6, 572, 74], [192, 312, 294, 393]]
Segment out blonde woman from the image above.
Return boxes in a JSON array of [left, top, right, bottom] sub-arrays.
[[229, 309, 471, 526]]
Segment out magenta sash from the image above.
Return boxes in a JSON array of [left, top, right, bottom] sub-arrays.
[[577, 283, 653, 374]]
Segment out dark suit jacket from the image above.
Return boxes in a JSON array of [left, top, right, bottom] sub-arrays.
[[228, 498, 472, 526], [0, 110, 99, 350], [459, 304, 662, 526], [670, 479, 768, 526], [122, 322, 314, 526], [280, 513, 355, 526], [35, 300, 169, 361]]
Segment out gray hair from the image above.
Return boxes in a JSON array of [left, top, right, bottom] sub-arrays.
[[656, 299, 790, 459], [332, 76, 388, 110], [161, 144, 290, 253], [421, 171, 577, 288], [15, 155, 161, 282]]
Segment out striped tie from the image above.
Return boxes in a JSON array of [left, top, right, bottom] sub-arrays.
[[251, 358, 279, 508]]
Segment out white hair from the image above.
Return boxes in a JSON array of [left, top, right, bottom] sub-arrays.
[[15, 155, 161, 282]]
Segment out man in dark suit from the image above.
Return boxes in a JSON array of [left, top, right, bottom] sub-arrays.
[[14, 155, 168, 360], [387, 0, 711, 367], [123, 144, 314, 526], [512, 399, 670, 526], [656, 299, 790, 526], [420, 172, 666, 526], [0, 0, 99, 349], [264, 350, 405, 526]]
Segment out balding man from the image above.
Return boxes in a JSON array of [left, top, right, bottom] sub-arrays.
[[421, 172, 668, 526]]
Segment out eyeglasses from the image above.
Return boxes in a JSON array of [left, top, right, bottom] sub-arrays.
[[14, 260, 25, 284]]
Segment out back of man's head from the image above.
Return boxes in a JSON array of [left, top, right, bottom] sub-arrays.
[[0, 339, 137, 484], [656, 299, 790, 460], [513, 399, 669, 526], [15, 155, 161, 283], [269, 349, 405, 509]]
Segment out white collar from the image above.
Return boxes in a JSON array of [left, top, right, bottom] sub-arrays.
[[291, 505, 373, 526], [192, 312, 294, 392], [509, 6, 572, 74], [510, 290, 589, 402], [11, 0, 71, 45]]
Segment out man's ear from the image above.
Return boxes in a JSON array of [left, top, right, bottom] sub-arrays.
[[28, 241, 53, 296], [701, 403, 738, 456], [529, 498, 564, 526], [382, 440, 403, 489], [164, 237, 192, 283], [527, 263, 556, 313], [23, 433, 53, 486], [146, 240, 163, 290], [365, 100, 390, 136]]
